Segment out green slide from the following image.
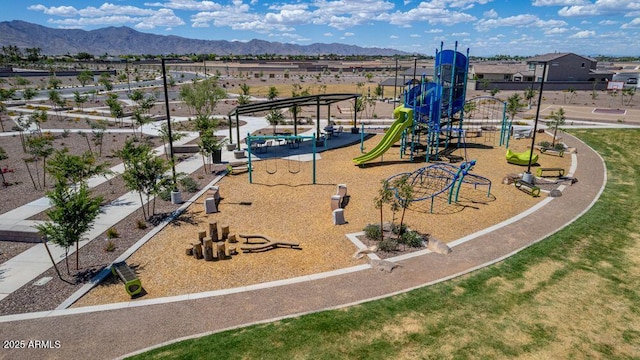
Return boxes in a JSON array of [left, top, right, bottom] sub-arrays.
[[353, 106, 414, 165]]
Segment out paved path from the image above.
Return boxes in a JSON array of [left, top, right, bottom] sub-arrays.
[[0, 128, 606, 359]]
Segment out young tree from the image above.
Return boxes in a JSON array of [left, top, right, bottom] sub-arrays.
[[506, 93, 523, 122], [25, 135, 54, 189], [0, 101, 5, 132], [265, 109, 284, 134], [524, 87, 536, 108], [237, 83, 251, 105], [548, 107, 566, 147], [35, 181, 103, 275], [88, 120, 107, 156], [392, 174, 414, 237], [76, 70, 93, 87], [116, 139, 170, 220], [98, 73, 113, 91], [267, 86, 279, 101], [46, 148, 111, 186], [48, 75, 62, 89], [73, 91, 88, 111], [105, 93, 124, 127], [22, 87, 37, 100], [374, 179, 394, 243]]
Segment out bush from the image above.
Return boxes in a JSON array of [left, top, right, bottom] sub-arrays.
[[106, 227, 119, 239], [553, 143, 565, 151], [363, 224, 382, 241], [538, 140, 551, 148], [391, 223, 407, 235], [136, 219, 148, 230], [158, 188, 171, 201], [399, 230, 424, 248], [378, 238, 398, 252], [179, 176, 199, 193], [103, 239, 116, 252]]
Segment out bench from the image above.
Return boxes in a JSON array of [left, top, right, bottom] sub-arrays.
[[514, 179, 540, 197], [111, 261, 142, 296], [536, 167, 565, 178], [539, 147, 565, 157]]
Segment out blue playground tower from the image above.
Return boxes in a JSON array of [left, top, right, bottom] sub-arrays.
[[353, 42, 474, 165]]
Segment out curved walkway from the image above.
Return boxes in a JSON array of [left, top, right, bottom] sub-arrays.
[[0, 131, 605, 360]]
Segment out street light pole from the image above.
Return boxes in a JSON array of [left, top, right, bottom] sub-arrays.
[[161, 58, 179, 200], [526, 61, 547, 176]]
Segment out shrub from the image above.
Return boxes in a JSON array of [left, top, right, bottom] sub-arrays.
[[363, 224, 382, 241], [103, 239, 116, 252], [179, 176, 199, 193], [553, 143, 565, 151], [378, 238, 398, 252], [158, 188, 171, 201], [391, 223, 407, 235], [136, 219, 148, 230], [538, 140, 551, 148], [399, 230, 424, 248], [106, 227, 119, 239]]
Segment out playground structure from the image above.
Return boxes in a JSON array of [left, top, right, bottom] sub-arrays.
[[386, 160, 492, 213], [353, 42, 511, 165]]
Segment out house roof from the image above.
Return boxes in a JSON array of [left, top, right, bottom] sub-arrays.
[[526, 52, 597, 64]]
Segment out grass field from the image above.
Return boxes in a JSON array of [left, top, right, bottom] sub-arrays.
[[129, 128, 640, 359]]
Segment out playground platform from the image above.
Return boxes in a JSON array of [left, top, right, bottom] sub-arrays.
[[0, 131, 606, 360]]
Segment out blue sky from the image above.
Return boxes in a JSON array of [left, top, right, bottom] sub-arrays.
[[3, 0, 639, 56]]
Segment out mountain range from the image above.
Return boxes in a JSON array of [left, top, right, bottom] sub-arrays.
[[0, 20, 408, 57]]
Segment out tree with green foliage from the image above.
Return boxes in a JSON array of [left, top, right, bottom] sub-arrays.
[[98, 73, 113, 91], [105, 93, 124, 127], [87, 120, 107, 156], [548, 107, 566, 147], [46, 148, 111, 186], [265, 109, 284, 134], [25, 135, 54, 189], [76, 70, 93, 87], [267, 86, 279, 101], [622, 87, 636, 106], [392, 174, 414, 237], [179, 76, 227, 119], [0, 101, 6, 132], [73, 91, 88, 111], [48, 76, 62, 90], [116, 139, 170, 220], [506, 93, 523, 122], [29, 109, 47, 134], [22, 87, 37, 100], [0, 88, 16, 101], [374, 179, 394, 243], [524, 87, 536, 108], [35, 181, 103, 275], [237, 83, 251, 105]]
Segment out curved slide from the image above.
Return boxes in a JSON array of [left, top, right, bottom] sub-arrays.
[[352, 106, 413, 165]]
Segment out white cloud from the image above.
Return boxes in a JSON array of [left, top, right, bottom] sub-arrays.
[[558, 0, 640, 17], [323, 32, 334, 36], [425, 28, 443, 33], [344, 32, 355, 36], [389, 2, 476, 26], [621, 17, 640, 29], [532, 0, 588, 6], [475, 14, 567, 32], [410, 33, 421, 37], [144, 0, 223, 11], [28, 5, 78, 17], [599, 20, 618, 25], [483, 9, 498, 18], [390, 35, 399, 38], [544, 27, 568, 34], [569, 30, 595, 38]]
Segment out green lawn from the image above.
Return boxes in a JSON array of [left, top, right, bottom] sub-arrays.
[[130, 129, 640, 359]]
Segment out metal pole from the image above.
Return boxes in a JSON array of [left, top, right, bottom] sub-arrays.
[[526, 62, 547, 175], [161, 58, 177, 188], [393, 57, 398, 106], [312, 133, 316, 184], [247, 133, 253, 183]]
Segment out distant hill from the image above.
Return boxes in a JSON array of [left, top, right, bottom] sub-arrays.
[[0, 20, 408, 57]]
